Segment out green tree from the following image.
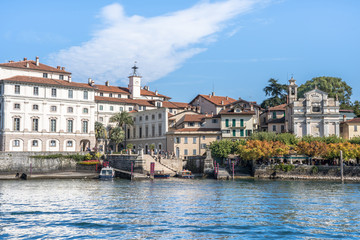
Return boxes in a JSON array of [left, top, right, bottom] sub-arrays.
[[261, 78, 287, 108], [297, 76, 352, 107], [94, 121, 107, 149], [109, 111, 134, 149], [109, 127, 125, 150], [209, 140, 240, 159]]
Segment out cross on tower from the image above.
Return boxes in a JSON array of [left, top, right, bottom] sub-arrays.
[[132, 61, 138, 76]]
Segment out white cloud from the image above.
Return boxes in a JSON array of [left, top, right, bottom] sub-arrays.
[[49, 0, 263, 85]]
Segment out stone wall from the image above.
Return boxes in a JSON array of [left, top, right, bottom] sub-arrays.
[[107, 154, 145, 173], [0, 152, 82, 174], [254, 164, 360, 181]]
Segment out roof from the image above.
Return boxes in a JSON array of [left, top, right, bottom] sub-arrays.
[[190, 94, 236, 106], [1, 75, 94, 89], [268, 117, 285, 124], [170, 128, 221, 132], [0, 60, 71, 74], [343, 118, 360, 124], [94, 84, 170, 99], [268, 104, 287, 111], [141, 89, 170, 99], [162, 101, 189, 109], [226, 98, 260, 108], [183, 114, 207, 122], [218, 109, 255, 115], [95, 85, 130, 94], [95, 96, 154, 106], [340, 109, 354, 113]]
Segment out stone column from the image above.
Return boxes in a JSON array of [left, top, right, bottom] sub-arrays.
[[324, 121, 329, 137], [335, 122, 340, 136]]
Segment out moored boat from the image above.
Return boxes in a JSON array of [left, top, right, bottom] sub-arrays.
[[178, 170, 194, 179], [99, 166, 115, 179], [153, 170, 170, 179]]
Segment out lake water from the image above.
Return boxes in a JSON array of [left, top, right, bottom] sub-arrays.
[[1, 178, 360, 239]]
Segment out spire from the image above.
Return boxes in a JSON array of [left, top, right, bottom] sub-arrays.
[[132, 61, 138, 76]]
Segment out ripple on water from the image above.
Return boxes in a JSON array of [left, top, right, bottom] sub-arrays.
[[1, 179, 360, 239]]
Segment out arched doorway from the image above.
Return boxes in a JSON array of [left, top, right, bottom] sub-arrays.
[[80, 140, 90, 152]]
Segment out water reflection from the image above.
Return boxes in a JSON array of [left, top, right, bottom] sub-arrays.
[[1, 179, 360, 239]]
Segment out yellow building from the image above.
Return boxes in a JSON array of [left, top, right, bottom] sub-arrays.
[[340, 118, 360, 139]]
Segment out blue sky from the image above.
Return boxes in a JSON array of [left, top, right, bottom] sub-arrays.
[[1, 0, 359, 104]]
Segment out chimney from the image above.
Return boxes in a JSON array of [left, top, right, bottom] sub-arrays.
[[68, 76, 72, 82], [209, 94, 211, 98], [105, 81, 109, 86], [226, 96, 228, 100], [61, 67, 65, 71], [8, 60, 14, 63], [26, 62, 29, 68], [155, 90, 158, 95], [221, 100, 224, 105], [343, 115, 346, 122], [35, 56, 39, 66], [57, 66, 61, 69], [23, 57, 27, 61], [212, 92, 215, 96]]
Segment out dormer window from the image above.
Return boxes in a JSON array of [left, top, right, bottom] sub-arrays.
[[59, 75, 64, 80], [109, 93, 113, 97], [100, 92, 103, 96], [43, 73, 48, 78], [235, 108, 241, 113]]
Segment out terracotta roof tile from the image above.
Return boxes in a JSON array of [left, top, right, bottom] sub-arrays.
[[268, 104, 287, 111], [190, 94, 236, 106], [0, 60, 71, 74], [162, 101, 189, 109], [95, 85, 130, 94], [141, 89, 170, 99], [95, 96, 154, 107], [171, 128, 221, 132], [94, 84, 170, 99], [1, 75, 94, 89], [183, 114, 207, 122], [343, 118, 360, 124]]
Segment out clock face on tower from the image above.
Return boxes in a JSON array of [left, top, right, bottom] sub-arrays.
[[135, 81, 139, 85]]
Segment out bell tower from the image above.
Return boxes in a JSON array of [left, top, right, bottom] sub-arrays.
[[128, 62, 141, 99], [288, 76, 298, 103]]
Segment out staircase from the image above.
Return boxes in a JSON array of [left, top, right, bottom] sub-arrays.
[[142, 155, 177, 176]]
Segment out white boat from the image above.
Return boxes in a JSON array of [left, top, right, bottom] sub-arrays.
[[99, 166, 115, 179], [178, 170, 194, 179]]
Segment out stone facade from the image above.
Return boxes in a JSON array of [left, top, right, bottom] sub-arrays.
[[285, 78, 340, 137]]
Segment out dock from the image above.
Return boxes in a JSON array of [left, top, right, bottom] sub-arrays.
[[112, 168, 149, 180]]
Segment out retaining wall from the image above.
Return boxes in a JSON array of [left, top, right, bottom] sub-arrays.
[[254, 164, 360, 181], [0, 152, 82, 174]]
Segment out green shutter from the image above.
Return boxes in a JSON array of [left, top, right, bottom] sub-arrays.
[[232, 130, 236, 137], [240, 129, 244, 137], [240, 119, 244, 127], [225, 119, 229, 127], [232, 119, 236, 127]]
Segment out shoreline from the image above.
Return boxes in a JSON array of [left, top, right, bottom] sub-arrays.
[[0, 171, 99, 180]]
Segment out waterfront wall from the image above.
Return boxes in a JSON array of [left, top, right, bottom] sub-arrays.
[[107, 154, 145, 173], [254, 164, 360, 181], [0, 152, 81, 174]]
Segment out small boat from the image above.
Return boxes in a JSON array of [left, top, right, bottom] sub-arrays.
[[178, 170, 194, 179], [153, 170, 170, 179], [99, 166, 115, 179]]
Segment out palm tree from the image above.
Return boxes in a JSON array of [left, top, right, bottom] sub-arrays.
[[109, 112, 134, 151], [94, 121, 107, 151]]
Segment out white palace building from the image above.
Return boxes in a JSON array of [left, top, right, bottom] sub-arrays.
[[0, 57, 184, 152]]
